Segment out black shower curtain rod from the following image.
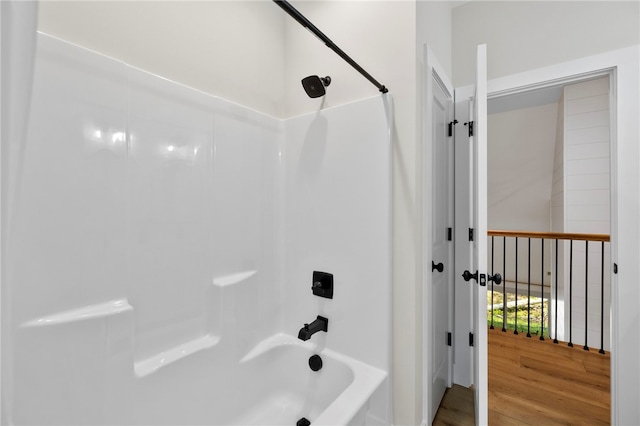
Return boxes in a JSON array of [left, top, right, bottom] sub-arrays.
[[273, 0, 389, 94]]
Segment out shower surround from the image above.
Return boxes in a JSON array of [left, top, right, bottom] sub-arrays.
[[4, 34, 392, 425]]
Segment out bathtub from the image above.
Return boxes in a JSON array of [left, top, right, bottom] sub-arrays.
[[232, 334, 386, 425], [123, 334, 388, 426], [13, 297, 389, 426]]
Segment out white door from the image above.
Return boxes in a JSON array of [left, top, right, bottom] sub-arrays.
[[471, 43, 488, 426], [431, 71, 453, 420], [423, 46, 454, 424]]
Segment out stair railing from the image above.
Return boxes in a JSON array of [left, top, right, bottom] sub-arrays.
[[487, 230, 610, 354]]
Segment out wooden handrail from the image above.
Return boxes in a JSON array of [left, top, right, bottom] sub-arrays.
[[488, 230, 610, 242]]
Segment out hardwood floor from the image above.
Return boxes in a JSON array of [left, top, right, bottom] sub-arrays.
[[488, 328, 610, 425], [433, 384, 475, 426], [432, 328, 610, 425]]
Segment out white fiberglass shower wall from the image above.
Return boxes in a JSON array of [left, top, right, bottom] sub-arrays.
[[1, 11, 392, 426]]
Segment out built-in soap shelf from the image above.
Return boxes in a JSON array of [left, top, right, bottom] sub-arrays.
[[212, 269, 256, 287], [20, 270, 257, 378], [134, 334, 220, 378], [21, 298, 133, 327], [134, 270, 255, 377]]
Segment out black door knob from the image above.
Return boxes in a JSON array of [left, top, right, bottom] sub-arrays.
[[488, 273, 502, 285], [462, 270, 478, 282], [432, 261, 444, 273]]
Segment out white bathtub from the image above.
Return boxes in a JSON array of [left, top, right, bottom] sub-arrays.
[[124, 334, 387, 426], [14, 298, 389, 425]]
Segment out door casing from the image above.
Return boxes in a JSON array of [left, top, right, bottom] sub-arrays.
[[449, 46, 640, 424]]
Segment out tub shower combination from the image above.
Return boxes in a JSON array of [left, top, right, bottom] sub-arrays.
[[3, 22, 392, 426]]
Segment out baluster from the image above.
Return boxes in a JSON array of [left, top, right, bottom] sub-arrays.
[[554, 239, 559, 344], [541, 238, 545, 341], [514, 237, 518, 335], [584, 241, 589, 351], [502, 236, 507, 332], [569, 240, 573, 347], [599, 241, 605, 354], [527, 238, 531, 338], [490, 236, 494, 330]]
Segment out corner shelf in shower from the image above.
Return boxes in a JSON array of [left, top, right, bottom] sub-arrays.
[[133, 270, 257, 378]]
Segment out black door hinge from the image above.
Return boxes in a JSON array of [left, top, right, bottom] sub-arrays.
[[447, 227, 453, 241], [614, 263, 618, 274], [448, 120, 459, 137], [465, 121, 474, 137], [447, 332, 452, 347], [469, 332, 474, 347], [468, 228, 474, 242]]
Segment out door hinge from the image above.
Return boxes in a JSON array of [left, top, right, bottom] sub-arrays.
[[469, 332, 474, 347], [465, 121, 474, 137], [614, 263, 618, 274], [448, 119, 459, 137], [447, 227, 453, 241], [447, 332, 452, 347], [468, 228, 474, 242]]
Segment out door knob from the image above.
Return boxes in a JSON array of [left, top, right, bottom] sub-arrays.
[[462, 270, 478, 282], [488, 273, 502, 285], [432, 261, 444, 273]]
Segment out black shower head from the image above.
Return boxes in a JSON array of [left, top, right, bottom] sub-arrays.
[[301, 75, 331, 98]]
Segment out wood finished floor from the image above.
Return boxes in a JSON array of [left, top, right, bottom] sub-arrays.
[[433, 328, 610, 425]]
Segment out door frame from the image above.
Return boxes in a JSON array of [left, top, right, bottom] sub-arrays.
[[453, 45, 639, 424], [421, 45, 455, 425]]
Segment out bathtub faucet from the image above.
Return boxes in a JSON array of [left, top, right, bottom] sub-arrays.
[[298, 315, 328, 341]]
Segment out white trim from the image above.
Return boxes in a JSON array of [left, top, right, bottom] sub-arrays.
[[0, 4, 4, 424], [473, 43, 488, 426], [488, 69, 612, 100]]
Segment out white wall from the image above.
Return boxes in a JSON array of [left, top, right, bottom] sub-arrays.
[[488, 102, 558, 233], [551, 92, 565, 235], [38, 1, 286, 118], [417, 1, 452, 80], [452, 1, 640, 87], [283, 2, 414, 117], [564, 77, 610, 235]]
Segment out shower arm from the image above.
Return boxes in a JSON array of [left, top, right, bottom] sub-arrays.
[[273, 0, 389, 94]]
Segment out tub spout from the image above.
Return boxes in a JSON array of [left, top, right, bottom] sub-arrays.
[[298, 315, 328, 341]]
